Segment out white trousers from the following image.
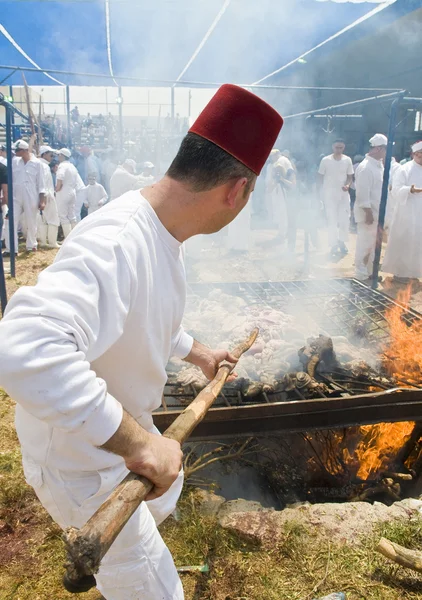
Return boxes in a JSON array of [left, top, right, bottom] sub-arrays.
[[355, 220, 377, 280], [22, 455, 184, 600], [56, 189, 77, 225], [7, 195, 39, 251], [324, 192, 350, 247]]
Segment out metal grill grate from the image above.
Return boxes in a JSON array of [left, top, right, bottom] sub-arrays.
[[162, 278, 422, 413], [186, 278, 421, 342]]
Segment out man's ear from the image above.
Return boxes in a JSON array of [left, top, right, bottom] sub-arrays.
[[226, 177, 248, 209]]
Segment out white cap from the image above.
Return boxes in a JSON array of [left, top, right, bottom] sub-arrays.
[[412, 141, 422, 153], [143, 161, 154, 169], [13, 140, 29, 151], [39, 145, 54, 156], [369, 134, 388, 147], [58, 148, 72, 158], [123, 158, 136, 171]]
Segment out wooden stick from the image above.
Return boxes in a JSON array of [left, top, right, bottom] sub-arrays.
[[63, 328, 258, 593], [377, 537, 422, 574], [21, 74, 39, 155]]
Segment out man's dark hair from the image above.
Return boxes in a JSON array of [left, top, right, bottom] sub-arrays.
[[166, 132, 255, 193], [333, 138, 345, 145]]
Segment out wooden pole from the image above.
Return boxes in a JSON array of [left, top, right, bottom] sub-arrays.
[[377, 537, 422, 574], [21, 73, 39, 155], [63, 328, 259, 593]]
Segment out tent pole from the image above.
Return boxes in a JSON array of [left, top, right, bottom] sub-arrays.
[[65, 85, 71, 147]]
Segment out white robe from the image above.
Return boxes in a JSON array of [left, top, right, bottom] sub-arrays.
[[354, 155, 384, 280], [37, 158, 59, 226], [383, 160, 422, 278], [318, 154, 354, 246], [384, 158, 401, 231]]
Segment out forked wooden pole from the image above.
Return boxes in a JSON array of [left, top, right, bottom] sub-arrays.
[[377, 537, 422, 574]]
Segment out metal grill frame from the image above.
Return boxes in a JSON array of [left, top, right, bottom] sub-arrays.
[[156, 278, 422, 437]]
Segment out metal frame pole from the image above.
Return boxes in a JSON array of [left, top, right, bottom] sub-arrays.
[[5, 104, 16, 277], [9, 85, 15, 124], [65, 85, 71, 147], [371, 96, 402, 289]]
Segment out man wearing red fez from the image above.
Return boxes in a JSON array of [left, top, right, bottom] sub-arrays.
[[0, 85, 283, 599]]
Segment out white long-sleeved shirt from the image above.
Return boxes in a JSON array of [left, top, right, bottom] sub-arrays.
[[13, 155, 46, 203], [0, 190, 193, 470], [354, 155, 384, 223], [56, 160, 79, 194]]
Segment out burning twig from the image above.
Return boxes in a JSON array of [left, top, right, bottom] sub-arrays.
[[350, 478, 401, 503], [382, 471, 413, 481], [377, 537, 422, 574]]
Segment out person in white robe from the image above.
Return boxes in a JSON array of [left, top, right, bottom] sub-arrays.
[[83, 172, 108, 214], [382, 141, 422, 281], [37, 146, 60, 248], [265, 149, 293, 241], [318, 139, 354, 256], [4, 140, 46, 255], [354, 134, 387, 282], [56, 148, 80, 238], [110, 159, 145, 200]]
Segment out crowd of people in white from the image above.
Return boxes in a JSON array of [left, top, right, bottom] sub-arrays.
[[0, 141, 156, 255], [263, 134, 422, 283], [1, 132, 422, 285]]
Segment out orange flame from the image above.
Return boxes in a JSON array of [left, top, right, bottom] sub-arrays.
[[354, 286, 418, 480]]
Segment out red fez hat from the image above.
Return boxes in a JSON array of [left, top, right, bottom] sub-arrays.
[[189, 84, 283, 176]]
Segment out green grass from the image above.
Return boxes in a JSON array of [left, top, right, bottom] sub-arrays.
[[0, 396, 422, 599]]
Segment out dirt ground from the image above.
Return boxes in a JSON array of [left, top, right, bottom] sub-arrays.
[[1, 230, 422, 599]]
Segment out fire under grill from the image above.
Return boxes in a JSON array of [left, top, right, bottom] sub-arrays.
[[156, 278, 422, 438]]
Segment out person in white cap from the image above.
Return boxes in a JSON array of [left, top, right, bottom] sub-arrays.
[[382, 141, 422, 282], [109, 158, 144, 200], [56, 148, 81, 237], [37, 146, 60, 248], [83, 172, 108, 215], [318, 139, 354, 256], [353, 134, 387, 282], [4, 140, 46, 255]]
